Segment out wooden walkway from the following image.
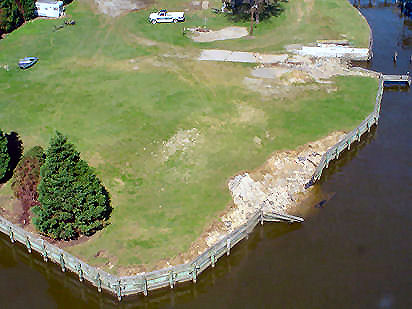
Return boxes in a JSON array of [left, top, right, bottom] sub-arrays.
[[383, 74, 411, 87]]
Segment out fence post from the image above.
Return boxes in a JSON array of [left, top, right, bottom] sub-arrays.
[[25, 236, 32, 253], [335, 147, 339, 160], [226, 238, 231, 256], [95, 273, 102, 293], [9, 226, 14, 243], [59, 253, 66, 272], [357, 129, 361, 142], [169, 270, 175, 289], [41, 240, 48, 262]]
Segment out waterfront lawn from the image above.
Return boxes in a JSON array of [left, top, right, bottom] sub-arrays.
[[125, 0, 370, 52], [0, 0, 377, 273]]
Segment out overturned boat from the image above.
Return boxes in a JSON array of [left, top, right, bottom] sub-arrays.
[[18, 57, 38, 69]]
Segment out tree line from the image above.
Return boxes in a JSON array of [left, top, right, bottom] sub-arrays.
[[0, 0, 72, 36], [1, 129, 112, 240], [0, 0, 36, 35]]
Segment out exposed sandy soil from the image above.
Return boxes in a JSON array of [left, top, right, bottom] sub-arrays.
[[189, 26, 249, 42]]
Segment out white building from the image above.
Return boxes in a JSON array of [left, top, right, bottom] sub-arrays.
[[35, 0, 64, 18]]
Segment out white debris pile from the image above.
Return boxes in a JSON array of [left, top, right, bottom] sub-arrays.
[[294, 44, 370, 61]]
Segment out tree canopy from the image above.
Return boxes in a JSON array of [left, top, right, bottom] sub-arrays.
[[32, 132, 112, 240], [0, 129, 10, 180], [0, 0, 36, 35], [223, 0, 283, 23]]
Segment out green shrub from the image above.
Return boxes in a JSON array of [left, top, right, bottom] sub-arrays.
[[32, 132, 112, 240], [11, 146, 45, 210]]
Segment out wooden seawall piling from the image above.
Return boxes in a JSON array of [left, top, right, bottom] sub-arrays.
[[306, 75, 386, 187]]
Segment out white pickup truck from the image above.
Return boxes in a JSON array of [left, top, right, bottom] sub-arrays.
[[149, 10, 185, 24]]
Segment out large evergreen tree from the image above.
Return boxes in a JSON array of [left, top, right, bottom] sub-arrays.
[[0, 129, 10, 180], [32, 132, 112, 240]]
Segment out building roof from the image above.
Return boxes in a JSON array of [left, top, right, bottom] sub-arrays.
[[36, 0, 63, 4]]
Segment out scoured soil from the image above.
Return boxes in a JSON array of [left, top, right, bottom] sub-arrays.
[[118, 131, 346, 275]]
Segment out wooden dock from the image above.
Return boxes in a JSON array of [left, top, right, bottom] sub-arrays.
[[383, 74, 411, 87]]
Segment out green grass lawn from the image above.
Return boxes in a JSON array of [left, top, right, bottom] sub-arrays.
[[0, 0, 377, 273]]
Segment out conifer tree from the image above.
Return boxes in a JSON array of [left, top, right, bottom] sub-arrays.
[[32, 132, 112, 240], [0, 129, 10, 180]]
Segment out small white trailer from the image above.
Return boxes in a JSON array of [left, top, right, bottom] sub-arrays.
[[35, 0, 64, 18]]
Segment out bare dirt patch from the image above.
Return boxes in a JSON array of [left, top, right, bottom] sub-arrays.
[[160, 128, 202, 163], [244, 56, 379, 98], [189, 26, 249, 42], [93, 0, 153, 17]]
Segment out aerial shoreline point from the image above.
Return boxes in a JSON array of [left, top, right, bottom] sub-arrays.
[[0, 0, 380, 298]]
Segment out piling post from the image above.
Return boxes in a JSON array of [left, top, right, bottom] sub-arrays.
[[41, 240, 48, 262], [25, 236, 32, 253], [211, 251, 216, 268], [77, 263, 83, 282], [116, 281, 122, 301], [59, 253, 66, 272], [191, 264, 198, 283], [260, 208, 264, 225], [169, 270, 175, 289], [325, 152, 329, 169], [143, 275, 148, 296], [95, 273, 102, 292], [393, 51, 398, 63], [226, 238, 231, 256], [8, 226, 14, 243]]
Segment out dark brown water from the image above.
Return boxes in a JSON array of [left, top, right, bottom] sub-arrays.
[[1, 3, 411, 308]]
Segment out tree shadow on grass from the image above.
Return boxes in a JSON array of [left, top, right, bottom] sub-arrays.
[[0, 132, 23, 184]]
